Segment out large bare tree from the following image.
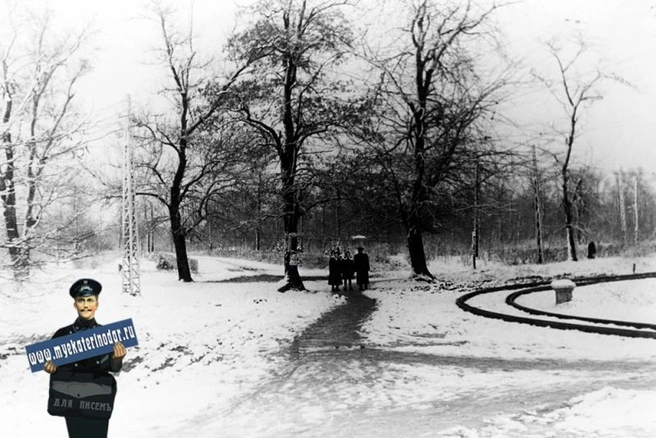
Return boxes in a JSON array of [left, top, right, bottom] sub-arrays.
[[224, 0, 361, 291], [132, 4, 260, 282], [360, 0, 508, 279]]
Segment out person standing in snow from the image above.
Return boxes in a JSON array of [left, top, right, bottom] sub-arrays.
[[353, 246, 370, 291], [43, 278, 127, 438], [341, 250, 355, 292], [328, 249, 343, 292]]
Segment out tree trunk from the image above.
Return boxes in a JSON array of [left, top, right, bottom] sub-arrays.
[[406, 148, 434, 278], [1, 99, 27, 278], [405, 108, 434, 278], [173, 233, 192, 282], [406, 173, 434, 278], [407, 225, 431, 279], [532, 146, 545, 264], [562, 102, 578, 262], [472, 162, 480, 269], [276, 24, 305, 292], [169, 137, 192, 282], [617, 171, 627, 244], [565, 219, 577, 261], [562, 172, 578, 261], [634, 175, 639, 245], [169, 203, 193, 282], [278, 172, 305, 292]]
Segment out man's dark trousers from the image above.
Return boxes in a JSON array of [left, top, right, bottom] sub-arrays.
[[65, 416, 109, 438]]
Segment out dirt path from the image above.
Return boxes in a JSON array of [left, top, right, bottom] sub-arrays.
[[291, 293, 377, 353]]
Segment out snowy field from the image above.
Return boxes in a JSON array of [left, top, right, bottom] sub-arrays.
[[1, 252, 656, 437]]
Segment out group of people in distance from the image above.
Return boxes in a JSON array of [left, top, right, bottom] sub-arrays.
[[328, 245, 370, 293]]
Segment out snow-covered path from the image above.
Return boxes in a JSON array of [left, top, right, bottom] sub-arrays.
[[171, 342, 656, 437]]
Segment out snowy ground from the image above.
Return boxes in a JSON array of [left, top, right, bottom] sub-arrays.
[[1, 252, 656, 437]]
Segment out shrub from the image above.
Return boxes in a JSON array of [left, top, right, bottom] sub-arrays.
[[156, 253, 198, 273]]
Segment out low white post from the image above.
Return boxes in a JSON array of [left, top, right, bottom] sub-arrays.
[[551, 279, 575, 304]]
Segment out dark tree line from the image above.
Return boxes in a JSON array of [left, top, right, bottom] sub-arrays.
[[194, 161, 656, 261]]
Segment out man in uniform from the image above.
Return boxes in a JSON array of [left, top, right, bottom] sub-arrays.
[[44, 278, 127, 438]]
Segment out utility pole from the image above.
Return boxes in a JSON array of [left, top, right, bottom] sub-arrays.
[[122, 101, 141, 296]]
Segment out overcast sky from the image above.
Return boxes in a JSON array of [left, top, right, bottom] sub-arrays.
[[4, 0, 655, 175], [497, 0, 656, 175]]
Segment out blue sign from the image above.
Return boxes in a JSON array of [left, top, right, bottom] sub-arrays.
[[25, 318, 138, 373]]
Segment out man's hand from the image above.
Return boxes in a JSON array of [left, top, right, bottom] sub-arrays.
[[44, 361, 57, 374], [111, 342, 127, 361]]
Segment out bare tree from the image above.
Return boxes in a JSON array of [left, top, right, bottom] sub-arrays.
[[0, 7, 91, 278], [223, 0, 361, 291], [132, 3, 258, 282], [360, 0, 509, 279], [534, 37, 611, 261]]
